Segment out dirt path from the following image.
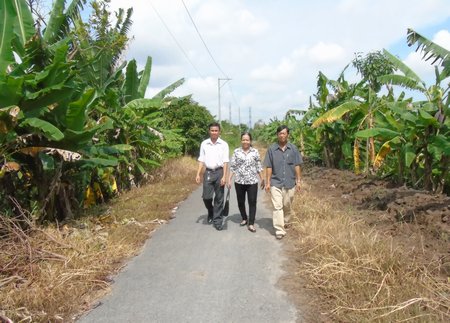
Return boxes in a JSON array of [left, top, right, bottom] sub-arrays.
[[78, 187, 300, 322]]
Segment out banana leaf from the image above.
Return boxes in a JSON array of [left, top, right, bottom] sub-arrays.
[[137, 56, 152, 98], [355, 127, 400, 139], [20, 117, 64, 141], [312, 100, 361, 128]]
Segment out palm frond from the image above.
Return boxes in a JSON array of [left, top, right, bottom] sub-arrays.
[[407, 28, 450, 65], [153, 78, 185, 99], [377, 74, 426, 93], [312, 100, 361, 128], [119, 8, 133, 37], [65, 0, 86, 23], [382, 49, 422, 82]]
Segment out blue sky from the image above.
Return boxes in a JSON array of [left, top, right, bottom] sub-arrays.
[[43, 0, 450, 125]]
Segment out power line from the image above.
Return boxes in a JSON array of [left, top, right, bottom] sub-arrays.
[[181, 0, 229, 78], [150, 2, 205, 79], [227, 82, 240, 110]]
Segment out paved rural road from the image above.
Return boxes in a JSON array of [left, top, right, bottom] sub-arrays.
[[78, 186, 300, 323]]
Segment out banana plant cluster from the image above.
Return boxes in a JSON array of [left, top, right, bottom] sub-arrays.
[[0, 0, 186, 222], [258, 30, 449, 193], [309, 31, 449, 192]]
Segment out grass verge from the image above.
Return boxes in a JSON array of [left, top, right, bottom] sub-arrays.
[[290, 179, 450, 322], [0, 156, 199, 322]]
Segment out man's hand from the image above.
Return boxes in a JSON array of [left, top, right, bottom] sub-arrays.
[[195, 174, 201, 184]]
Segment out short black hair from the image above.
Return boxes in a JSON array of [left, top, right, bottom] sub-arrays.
[[276, 125, 289, 134], [209, 122, 221, 130]]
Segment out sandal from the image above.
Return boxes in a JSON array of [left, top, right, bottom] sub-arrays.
[[240, 220, 247, 226], [248, 225, 256, 232]]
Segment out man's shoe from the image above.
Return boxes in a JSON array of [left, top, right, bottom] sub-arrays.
[[215, 225, 223, 231], [207, 217, 213, 224], [276, 234, 285, 240]]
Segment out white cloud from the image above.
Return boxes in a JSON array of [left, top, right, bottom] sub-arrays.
[[307, 42, 347, 64], [99, 0, 450, 124], [250, 57, 297, 82], [433, 29, 450, 49]]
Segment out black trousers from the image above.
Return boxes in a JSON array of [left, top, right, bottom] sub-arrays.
[[234, 182, 258, 225], [202, 168, 224, 227]]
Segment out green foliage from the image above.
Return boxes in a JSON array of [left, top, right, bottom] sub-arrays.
[[352, 51, 395, 92], [0, 0, 200, 222], [219, 120, 243, 150], [254, 30, 449, 193], [159, 96, 214, 155]]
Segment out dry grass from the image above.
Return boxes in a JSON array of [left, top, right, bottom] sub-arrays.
[[0, 156, 199, 322], [290, 180, 450, 322], [3, 151, 448, 322]]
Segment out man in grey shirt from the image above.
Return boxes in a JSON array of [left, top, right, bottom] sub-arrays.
[[263, 125, 303, 239]]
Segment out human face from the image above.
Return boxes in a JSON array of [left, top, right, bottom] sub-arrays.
[[241, 134, 251, 150], [209, 126, 220, 141], [277, 128, 289, 145]]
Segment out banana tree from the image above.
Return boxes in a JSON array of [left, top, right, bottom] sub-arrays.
[[312, 52, 395, 174], [0, 0, 119, 221], [377, 39, 449, 192], [310, 70, 363, 168]]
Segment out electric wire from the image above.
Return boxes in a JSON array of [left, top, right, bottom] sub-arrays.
[[227, 82, 240, 110], [149, 2, 205, 79], [181, 0, 229, 79]]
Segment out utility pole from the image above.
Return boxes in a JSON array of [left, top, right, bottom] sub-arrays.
[[218, 77, 231, 123], [228, 102, 231, 123], [248, 106, 252, 130]]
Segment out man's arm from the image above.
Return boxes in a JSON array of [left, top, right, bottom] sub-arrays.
[[295, 165, 302, 192], [265, 167, 272, 192], [195, 161, 204, 184], [221, 162, 228, 187]]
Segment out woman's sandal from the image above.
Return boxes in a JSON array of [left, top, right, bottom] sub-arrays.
[[248, 225, 256, 232], [240, 220, 247, 226]]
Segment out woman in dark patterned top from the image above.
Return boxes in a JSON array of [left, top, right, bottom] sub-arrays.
[[227, 132, 264, 232]]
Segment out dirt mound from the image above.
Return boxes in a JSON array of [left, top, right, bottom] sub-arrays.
[[303, 164, 450, 277]]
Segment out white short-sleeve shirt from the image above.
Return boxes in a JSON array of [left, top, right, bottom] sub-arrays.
[[198, 137, 229, 169]]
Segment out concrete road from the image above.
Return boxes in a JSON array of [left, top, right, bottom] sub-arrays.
[[78, 186, 299, 323]]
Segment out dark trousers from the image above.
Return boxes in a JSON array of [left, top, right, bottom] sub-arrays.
[[234, 182, 258, 225], [202, 168, 224, 227]]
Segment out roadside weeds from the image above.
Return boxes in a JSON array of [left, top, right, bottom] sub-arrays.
[[288, 179, 450, 322], [1, 154, 449, 322], [0, 157, 198, 322]]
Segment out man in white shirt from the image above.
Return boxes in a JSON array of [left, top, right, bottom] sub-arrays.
[[196, 122, 229, 230]]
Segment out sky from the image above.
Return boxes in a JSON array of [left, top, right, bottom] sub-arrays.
[[53, 0, 450, 125]]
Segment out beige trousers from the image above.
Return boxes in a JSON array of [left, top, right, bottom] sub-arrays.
[[270, 186, 295, 236]]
